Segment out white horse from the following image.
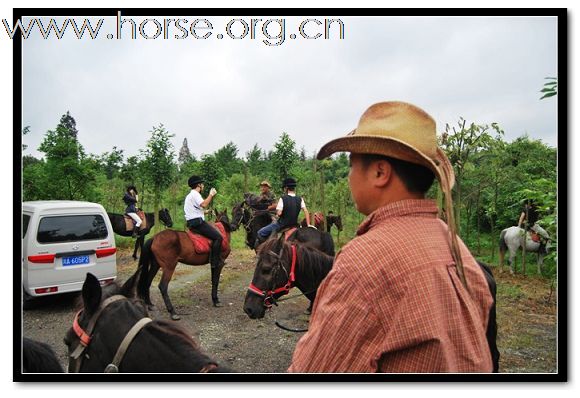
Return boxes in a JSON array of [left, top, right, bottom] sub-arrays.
[[499, 226, 550, 275]]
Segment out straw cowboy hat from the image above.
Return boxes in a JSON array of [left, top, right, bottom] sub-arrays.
[[317, 101, 468, 289], [259, 180, 272, 188]]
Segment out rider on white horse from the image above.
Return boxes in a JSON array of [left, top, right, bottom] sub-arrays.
[[518, 199, 549, 252]]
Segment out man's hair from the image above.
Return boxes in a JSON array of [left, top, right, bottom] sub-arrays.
[[360, 154, 435, 194]]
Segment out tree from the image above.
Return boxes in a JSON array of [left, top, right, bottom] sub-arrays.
[[36, 114, 96, 200], [540, 77, 558, 100], [200, 154, 222, 198], [214, 141, 242, 177], [22, 125, 30, 151], [142, 124, 176, 217], [439, 118, 503, 230], [58, 111, 79, 140], [245, 144, 264, 176], [271, 132, 298, 182], [100, 146, 124, 180], [178, 138, 194, 166]]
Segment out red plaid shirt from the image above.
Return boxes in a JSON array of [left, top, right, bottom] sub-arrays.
[[288, 199, 493, 373]]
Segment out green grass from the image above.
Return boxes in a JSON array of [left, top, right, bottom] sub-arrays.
[[497, 283, 525, 300]]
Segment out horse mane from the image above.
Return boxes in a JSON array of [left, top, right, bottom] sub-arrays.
[[23, 338, 64, 373], [259, 238, 334, 289], [78, 278, 229, 372]]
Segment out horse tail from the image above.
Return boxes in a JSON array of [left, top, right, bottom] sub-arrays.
[[499, 229, 508, 254], [321, 232, 335, 257], [137, 237, 155, 301], [498, 229, 508, 267]]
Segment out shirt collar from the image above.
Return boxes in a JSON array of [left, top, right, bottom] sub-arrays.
[[357, 199, 439, 236]]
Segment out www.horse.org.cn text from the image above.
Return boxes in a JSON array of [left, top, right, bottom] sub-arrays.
[[2, 12, 346, 46]]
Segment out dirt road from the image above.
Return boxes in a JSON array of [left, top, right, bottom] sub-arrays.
[[21, 247, 557, 373]]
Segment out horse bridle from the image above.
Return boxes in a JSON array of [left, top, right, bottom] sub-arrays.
[[69, 295, 153, 373], [247, 245, 297, 308]]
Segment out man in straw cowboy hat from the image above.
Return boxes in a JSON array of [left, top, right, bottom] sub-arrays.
[[288, 101, 493, 373]]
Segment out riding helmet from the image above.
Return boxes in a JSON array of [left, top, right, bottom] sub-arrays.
[[188, 175, 204, 188], [282, 177, 297, 188]]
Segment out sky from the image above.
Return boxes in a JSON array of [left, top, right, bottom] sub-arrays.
[[19, 14, 558, 161], [2, 2, 576, 396]]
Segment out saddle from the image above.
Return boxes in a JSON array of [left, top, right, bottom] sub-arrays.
[[279, 226, 298, 241], [186, 223, 230, 255], [124, 211, 147, 231]]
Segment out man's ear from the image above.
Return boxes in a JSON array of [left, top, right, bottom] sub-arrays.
[[373, 160, 392, 188]]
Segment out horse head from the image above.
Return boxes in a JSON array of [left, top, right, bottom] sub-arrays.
[[243, 236, 290, 319], [64, 272, 146, 372], [230, 202, 247, 231], [158, 208, 173, 228], [214, 209, 232, 232]]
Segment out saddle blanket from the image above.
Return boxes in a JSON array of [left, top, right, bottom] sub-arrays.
[[186, 222, 230, 255], [282, 227, 297, 241], [530, 232, 541, 243], [124, 211, 147, 231]]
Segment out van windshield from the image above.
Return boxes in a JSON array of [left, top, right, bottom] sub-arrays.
[[37, 215, 108, 244]]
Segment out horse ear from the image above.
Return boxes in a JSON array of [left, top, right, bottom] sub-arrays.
[[82, 273, 102, 315], [119, 269, 140, 299]]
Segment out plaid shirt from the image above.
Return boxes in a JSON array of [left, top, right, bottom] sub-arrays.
[[288, 199, 493, 373]]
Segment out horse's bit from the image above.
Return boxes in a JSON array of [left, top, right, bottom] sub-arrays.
[[69, 295, 152, 373], [247, 244, 297, 308]]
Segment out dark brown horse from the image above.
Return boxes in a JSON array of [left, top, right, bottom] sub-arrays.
[[325, 213, 343, 233], [286, 226, 335, 257], [22, 338, 64, 373], [231, 201, 273, 250], [108, 209, 173, 260], [136, 210, 233, 320], [243, 236, 334, 319], [63, 273, 231, 372]]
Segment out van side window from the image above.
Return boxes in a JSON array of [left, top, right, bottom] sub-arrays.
[[23, 214, 30, 238], [37, 215, 108, 244]]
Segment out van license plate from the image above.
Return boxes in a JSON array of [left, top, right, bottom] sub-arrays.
[[62, 255, 90, 266]]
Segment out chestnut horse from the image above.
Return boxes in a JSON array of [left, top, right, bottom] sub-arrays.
[[136, 210, 232, 320]]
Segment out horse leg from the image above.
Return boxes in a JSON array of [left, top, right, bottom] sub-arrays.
[[144, 262, 160, 308], [211, 264, 224, 307], [133, 235, 143, 260], [158, 268, 180, 320], [509, 250, 516, 275], [537, 253, 544, 275]]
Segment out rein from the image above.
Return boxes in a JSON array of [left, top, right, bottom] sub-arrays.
[[69, 295, 152, 373], [247, 244, 297, 308]]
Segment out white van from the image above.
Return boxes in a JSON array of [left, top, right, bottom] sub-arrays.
[[22, 201, 117, 308]]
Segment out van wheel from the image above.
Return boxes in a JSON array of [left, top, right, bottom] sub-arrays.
[[23, 290, 35, 310]]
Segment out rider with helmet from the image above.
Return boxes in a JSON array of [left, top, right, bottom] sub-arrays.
[[123, 185, 141, 238], [184, 175, 223, 269], [255, 177, 312, 247]]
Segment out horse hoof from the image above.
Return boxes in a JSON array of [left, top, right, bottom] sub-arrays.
[[171, 314, 181, 321], [213, 301, 224, 308]]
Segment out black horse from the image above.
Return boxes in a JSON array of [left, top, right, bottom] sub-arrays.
[[325, 213, 343, 233], [22, 338, 64, 373], [478, 261, 500, 373], [108, 208, 173, 260], [231, 201, 274, 250], [287, 227, 335, 257], [243, 236, 334, 318], [63, 273, 232, 373]]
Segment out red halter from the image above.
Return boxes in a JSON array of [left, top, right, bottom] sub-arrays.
[[248, 244, 297, 307]]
